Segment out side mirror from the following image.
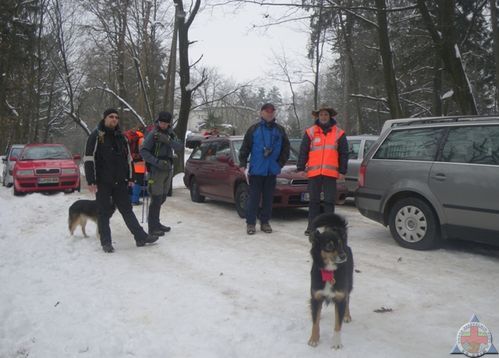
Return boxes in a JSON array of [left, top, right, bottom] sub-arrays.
[[1, 156, 6, 163], [73, 154, 81, 160]]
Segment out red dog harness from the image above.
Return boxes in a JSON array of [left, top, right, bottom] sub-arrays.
[[320, 269, 335, 284]]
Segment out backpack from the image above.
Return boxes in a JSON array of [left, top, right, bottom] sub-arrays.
[[124, 129, 143, 161]]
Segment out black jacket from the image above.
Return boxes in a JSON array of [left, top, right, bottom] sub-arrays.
[[84, 120, 133, 185], [296, 119, 348, 175]]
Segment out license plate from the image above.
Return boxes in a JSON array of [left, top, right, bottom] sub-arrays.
[[301, 192, 325, 202], [38, 177, 59, 184]]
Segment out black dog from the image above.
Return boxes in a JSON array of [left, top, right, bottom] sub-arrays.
[[68, 199, 115, 238], [308, 213, 353, 349]]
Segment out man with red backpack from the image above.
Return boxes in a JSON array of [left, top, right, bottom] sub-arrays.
[[124, 127, 146, 205]]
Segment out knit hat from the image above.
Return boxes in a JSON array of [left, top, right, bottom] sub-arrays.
[[157, 111, 172, 123], [260, 103, 276, 112], [311, 105, 337, 118], [103, 108, 119, 119]]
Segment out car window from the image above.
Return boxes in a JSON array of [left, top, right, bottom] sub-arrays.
[[374, 128, 444, 161], [190, 145, 203, 160], [441, 125, 499, 165], [21, 146, 71, 160], [232, 140, 242, 162], [348, 140, 361, 159], [203, 144, 217, 161], [216, 141, 231, 158], [288, 139, 300, 163], [364, 140, 376, 156]]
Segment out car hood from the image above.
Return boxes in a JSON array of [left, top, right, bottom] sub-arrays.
[[15, 159, 77, 169], [279, 164, 307, 179]]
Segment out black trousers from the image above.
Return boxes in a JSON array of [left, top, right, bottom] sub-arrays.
[[246, 175, 276, 225], [307, 175, 337, 229], [96, 181, 147, 246], [148, 194, 167, 231]]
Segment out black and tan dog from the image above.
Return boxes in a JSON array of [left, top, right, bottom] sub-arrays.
[[308, 212, 353, 349], [68, 199, 115, 238]]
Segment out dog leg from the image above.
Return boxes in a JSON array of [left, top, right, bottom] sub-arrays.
[[308, 297, 323, 347], [343, 294, 352, 323], [332, 298, 346, 349], [81, 218, 89, 238], [69, 220, 76, 236]]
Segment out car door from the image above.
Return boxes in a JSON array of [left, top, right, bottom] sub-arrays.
[[345, 139, 361, 194], [210, 140, 234, 200], [196, 141, 220, 197], [429, 124, 499, 240]]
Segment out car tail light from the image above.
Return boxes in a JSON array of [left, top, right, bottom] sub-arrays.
[[358, 163, 367, 188]]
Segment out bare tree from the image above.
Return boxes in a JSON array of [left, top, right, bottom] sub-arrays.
[[174, 0, 207, 171]]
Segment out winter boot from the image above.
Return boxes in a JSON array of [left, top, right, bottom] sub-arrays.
[[136, 234, 160, 247]]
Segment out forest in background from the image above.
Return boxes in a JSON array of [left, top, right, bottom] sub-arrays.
[[1, 0, 498, 159]]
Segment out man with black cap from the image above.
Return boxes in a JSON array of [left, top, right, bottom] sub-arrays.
[[140, 111, 183, 236], [297, 105, 349, 236], [84, 108, 159, 253], [239, 103, 290, 235]]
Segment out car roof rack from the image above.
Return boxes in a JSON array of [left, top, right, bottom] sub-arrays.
[[387, 114, 499, 130]]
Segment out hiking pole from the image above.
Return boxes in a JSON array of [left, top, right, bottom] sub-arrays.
[[141, 173, 147, 223]]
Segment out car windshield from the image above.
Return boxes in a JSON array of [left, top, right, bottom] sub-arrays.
[[21, 146, 71, 160], [232, 139, 300, 164]]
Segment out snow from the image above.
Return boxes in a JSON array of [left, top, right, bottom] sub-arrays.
[[441, 90, 454, 100], [1, 173, 499, 357]]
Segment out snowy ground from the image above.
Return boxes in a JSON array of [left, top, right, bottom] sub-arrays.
[[1, 174, 499, 358]]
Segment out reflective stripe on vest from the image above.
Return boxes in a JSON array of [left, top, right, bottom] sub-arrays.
[[134, 161, 145, 174], [305, 124, 344, 178]]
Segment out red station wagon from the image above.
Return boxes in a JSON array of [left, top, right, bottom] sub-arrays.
[[13, 143, 81, 196], [183, 136, 347, 217]]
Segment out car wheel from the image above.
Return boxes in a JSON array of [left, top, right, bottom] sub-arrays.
[[388, 197, 440, 250], [235, 183, 249, 218], [189, 177, 205, 203]]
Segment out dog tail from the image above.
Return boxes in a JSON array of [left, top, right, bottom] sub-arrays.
[[68, 206, 77, 235]]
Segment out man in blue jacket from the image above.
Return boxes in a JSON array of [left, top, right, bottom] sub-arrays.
[[238, 103, 290, 235]]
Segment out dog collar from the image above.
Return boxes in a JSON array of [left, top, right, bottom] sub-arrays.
[[320, 269, 335, 284]]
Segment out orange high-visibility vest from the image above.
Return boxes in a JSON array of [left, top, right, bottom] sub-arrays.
[[133, 136, 146, 174], [305, 124, 344, 178]]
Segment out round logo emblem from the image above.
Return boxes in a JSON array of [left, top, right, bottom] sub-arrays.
[[456, 321, 493, 357]]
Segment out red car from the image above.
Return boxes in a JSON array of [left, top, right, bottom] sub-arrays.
[[13, 143, 81, 196], [183, 136, 347, 217]]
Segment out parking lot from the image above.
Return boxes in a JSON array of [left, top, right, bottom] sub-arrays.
[[1, 178, 498, 357]]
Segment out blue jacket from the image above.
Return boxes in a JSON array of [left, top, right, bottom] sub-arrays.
[[239, 119, 290, 176]]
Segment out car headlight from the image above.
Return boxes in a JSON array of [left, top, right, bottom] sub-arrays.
[[16, 169, 34, 176], [276, 177, 291, 185], [61, 168, 77, 175]]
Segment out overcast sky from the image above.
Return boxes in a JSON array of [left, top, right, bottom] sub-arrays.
[[190, 2, 313, 96]]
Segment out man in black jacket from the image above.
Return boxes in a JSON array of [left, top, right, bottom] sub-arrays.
[[84, 108, 159, 253]]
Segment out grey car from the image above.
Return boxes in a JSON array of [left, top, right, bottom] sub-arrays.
[[345, 135, 378, 196], [356, 116, 499, 250], [2, 144, 25, 187]]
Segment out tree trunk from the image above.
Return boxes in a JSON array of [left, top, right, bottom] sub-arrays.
[[164, 6, 178, 113], [417, 0, 478, 115], [173, 0, 203, 173], [375, 0, 404, 119]]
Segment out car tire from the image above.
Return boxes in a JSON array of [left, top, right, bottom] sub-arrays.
[[388, 197, 440, 250], [189, 177, 205, 203], [235, 183, 249, 218], [13, 186, 25, 196]]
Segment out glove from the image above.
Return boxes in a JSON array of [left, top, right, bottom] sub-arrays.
[[157, 159, 169, 170]]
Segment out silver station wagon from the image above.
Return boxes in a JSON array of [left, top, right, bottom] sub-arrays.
[[356, 116, 499, 250]]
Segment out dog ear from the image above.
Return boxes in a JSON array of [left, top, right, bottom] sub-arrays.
[[309, 230, 321, 244]]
